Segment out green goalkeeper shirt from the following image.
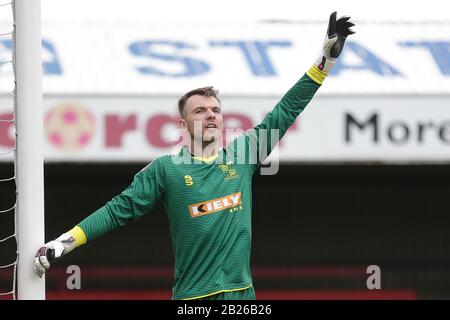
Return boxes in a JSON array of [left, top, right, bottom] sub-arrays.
[[77, 73, 321, 299]]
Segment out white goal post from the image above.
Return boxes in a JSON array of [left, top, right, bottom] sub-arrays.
[[13, 0, 45, 300]]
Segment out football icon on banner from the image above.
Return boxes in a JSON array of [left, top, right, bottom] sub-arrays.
[[45, 103, 95, 151]]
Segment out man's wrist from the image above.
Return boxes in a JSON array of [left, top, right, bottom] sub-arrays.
[[315, 51, 336, 72]]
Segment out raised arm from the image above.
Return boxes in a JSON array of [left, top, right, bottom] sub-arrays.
[[229, 12, 355, 170]]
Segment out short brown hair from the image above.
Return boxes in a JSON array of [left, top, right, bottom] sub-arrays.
[[178, 86, 220, 116]]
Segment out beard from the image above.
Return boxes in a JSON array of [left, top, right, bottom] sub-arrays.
[[202, 127, 221, 142], [189, 126, 222, 142]]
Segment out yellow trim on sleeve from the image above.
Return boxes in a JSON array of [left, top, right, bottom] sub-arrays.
[[181, 284, 253, 300], [68, 226, 87, 247], [306, 65, 328, 85]]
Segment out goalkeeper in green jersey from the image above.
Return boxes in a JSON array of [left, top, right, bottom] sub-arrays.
[[34, 12, 354, 300]]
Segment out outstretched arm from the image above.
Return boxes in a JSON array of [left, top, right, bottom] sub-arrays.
[[33, 160, 164, 277], [233, 12, 355, 169]]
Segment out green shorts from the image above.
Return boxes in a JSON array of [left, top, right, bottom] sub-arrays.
[[199, 286, 256, 300]]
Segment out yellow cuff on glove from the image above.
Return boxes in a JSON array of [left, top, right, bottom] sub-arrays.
[[306, 65, 328, 85], [68, 226, 87, 247]]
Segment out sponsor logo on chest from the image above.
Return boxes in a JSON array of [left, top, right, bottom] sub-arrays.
[[189, 192, 242, 218]]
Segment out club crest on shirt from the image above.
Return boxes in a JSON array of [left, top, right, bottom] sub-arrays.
[[218, 161, 239, 180]]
